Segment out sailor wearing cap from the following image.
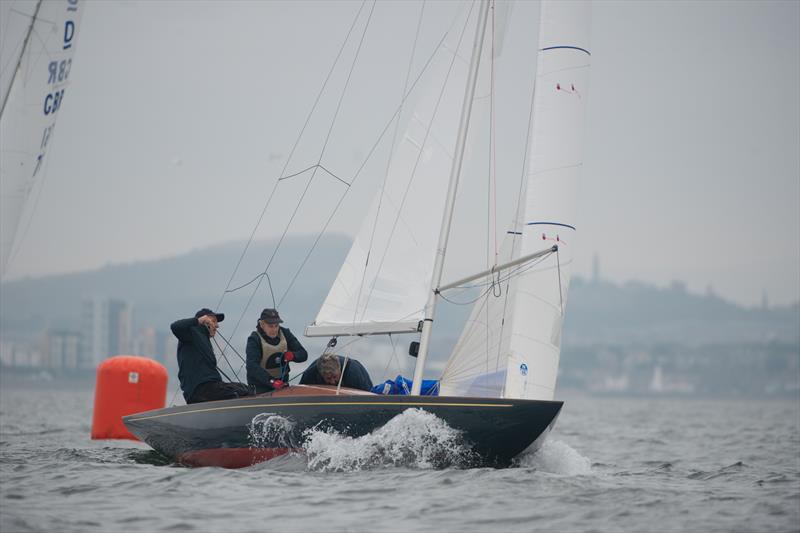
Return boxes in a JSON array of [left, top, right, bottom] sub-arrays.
[[245, 308, 308, 393], [170, 308, 252, 403]]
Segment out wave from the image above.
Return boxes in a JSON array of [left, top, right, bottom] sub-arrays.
[[514, 439, 593, 476], [302, 408, 476, 472]]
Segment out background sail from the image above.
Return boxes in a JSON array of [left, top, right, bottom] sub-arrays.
[[306, 7, 478, 338], [0, 0, 85, 274], [441, 0, 591, 400]]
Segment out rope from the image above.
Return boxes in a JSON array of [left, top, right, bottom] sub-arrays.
[[380, 333, 402, 382]]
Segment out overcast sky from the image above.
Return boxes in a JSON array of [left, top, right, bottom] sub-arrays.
[[2, 0, 798, 308]]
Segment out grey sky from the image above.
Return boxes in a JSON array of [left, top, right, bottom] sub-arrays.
[[3, 0, 799, 307]]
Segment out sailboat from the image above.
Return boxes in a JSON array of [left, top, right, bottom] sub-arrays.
[[124, 0, 591, 468], [0, 0, 85, 275]]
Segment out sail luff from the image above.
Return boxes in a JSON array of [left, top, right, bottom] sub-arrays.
[[411, 0, 492, 395]]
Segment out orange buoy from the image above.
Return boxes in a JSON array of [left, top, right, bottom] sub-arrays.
[[91, 355, 168, 440]]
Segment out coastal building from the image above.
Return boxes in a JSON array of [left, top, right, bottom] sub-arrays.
[[46, 330, 81, 370], [81, 298, 134, 368]]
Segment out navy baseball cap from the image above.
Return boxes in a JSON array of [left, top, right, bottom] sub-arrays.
[[195, 308, 225, 322]]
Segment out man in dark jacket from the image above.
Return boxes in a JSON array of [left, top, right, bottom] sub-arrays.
[[300, 353, 373, 391], [246, 308, 308, 393], [171, 308, 252, 403]]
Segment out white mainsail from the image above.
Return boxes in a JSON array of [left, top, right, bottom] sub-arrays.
[[0, 0, 85, 274], [440, 0, 591, 400], [306, 6, 479, 338]]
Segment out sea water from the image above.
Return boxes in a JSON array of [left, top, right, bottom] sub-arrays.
[[1, 380, 798, 533]]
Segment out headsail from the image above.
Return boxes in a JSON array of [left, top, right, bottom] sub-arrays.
[[440, 0, 592, 400], [306, 6, 480, 338], [0, 0, 85, 274]]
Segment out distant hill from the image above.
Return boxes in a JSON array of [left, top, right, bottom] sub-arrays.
[[564, 278, 799, 346], [1, 235, 798, 349], [0, 235, 351, 347]]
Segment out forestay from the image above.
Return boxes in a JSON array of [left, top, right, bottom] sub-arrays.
[[440, 0, 591, 401], [0, 0, 84, 274]]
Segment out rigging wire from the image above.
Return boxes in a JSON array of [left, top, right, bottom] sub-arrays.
[[214, 0, 370, 312], [265, 0, 378, 276], [278, 163, 351, 186], [224, 0, 379, 353], [380, 333, 402, 383], [212, 336, 241, 382], [215, 331, 247, 365], [275, 19, 465, 308], [216, 2, 478, 385]]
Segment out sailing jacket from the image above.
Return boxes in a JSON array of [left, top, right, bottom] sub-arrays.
[[300, 355, 374, 391], [246, 326, 308, 393], [170, 317, 223, 402]]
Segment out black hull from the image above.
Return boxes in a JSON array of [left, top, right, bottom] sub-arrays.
[[123, 387, 563, 468]]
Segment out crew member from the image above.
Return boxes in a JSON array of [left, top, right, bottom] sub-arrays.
[[171, 308, 252, 403], [300, 353, 373, 391], [246, 308, 308, 393]]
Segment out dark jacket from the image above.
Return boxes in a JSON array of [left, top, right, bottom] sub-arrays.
[[170, 317, 223, 402], [300, 355, 373, 391], [246, 326, 308, 393]]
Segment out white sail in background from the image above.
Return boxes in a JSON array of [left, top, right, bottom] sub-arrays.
[[0, 0, 85, 274], [306, 7, 479, 338], [441, 0, 591, 400]]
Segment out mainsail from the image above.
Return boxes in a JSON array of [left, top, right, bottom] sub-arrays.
[[0, 0, 85, 274], [440, 0, 592, 401]]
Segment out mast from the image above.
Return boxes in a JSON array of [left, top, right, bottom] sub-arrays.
[[410, 0, 491, 395]]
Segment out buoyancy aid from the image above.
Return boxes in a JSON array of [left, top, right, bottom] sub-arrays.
[[259, 329, 287, 379]]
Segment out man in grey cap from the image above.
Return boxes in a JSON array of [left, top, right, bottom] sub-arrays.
[[246, 308, 308, 393], [171, 308, 252, 403]]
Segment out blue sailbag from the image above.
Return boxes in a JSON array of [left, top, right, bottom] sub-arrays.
[[372, 375, 440, 396]]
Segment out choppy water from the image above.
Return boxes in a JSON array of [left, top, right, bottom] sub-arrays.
[[1, 381, 798, 532]]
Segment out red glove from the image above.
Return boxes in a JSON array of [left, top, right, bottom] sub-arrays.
[[282, 351, 295, 362], [271, 379, 285, 389]]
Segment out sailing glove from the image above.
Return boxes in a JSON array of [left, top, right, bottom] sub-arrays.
[[271, 379, 286, 389], [282, 351, 295, 363]]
